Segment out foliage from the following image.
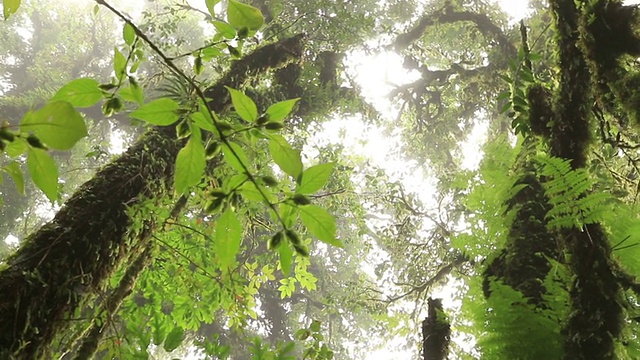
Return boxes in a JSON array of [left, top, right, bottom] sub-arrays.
[[3, 0, 640, 359]]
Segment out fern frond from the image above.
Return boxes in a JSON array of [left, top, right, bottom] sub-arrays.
[[535, 155, 613, 230]]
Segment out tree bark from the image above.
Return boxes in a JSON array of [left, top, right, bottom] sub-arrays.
[[422, 298, 450, 360]]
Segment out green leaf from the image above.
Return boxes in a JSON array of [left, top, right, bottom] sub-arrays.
[[27, 148, 58, 202], [225, 87, 258, 122], [212, 21, 236, 39], [221, 141, 250, 172], [297, 163, 334, 194], [266, 98, 299, 123], [238, 181, 275, 202], [174, 133, 205, 195], [114, 47, 127, 81], [227, 0, 264, 30], [216, 208, 242, 270], [279, 242, 293, 276], [51, 78, 103, 108], [163, 326, 185, 352], [299, 205, 341, 247], [2, 0, 20, 20], [4, 137, 27, 157], [205, 0, 220, 16], [119, 84, 144, 105], [21, 101, 88, 150], [130, 98, 181, 125], [269, 135, 302, 178], [3, 161, 24, 194], [191, 106, 216, 133], [310, 320, 321, 332], [123, 23, 136, 45]]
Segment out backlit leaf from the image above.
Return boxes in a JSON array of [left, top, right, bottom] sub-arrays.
[[205, 0, 220, 16], [212, 21, 236, 39], [266, 98, 299, 123], [216, 208, 242, 270], [27, 148, 58, 202], [21, 101, 88, 150], [299, 205, 341, 247], [279, 242, 293, 276], [123, 23, 136, 45], [225, 87, 258, 122], [2, 0, 20, 20], [163, 326, 184, 352], [114, 47, 127, 81], [3, 161, 24, 195], [297, 163, 334, 194], [174, 132, 205, 195], [227, 0, 264, 30], [51, 78, 102, 108], [221, 141, 250, 172], [130, 98, 181, 125], [269, 135, 302, 178]]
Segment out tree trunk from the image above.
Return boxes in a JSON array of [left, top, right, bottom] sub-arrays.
[[422, 298, 450, 360]]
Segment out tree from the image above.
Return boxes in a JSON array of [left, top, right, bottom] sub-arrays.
[[3, 0, 640, 359]]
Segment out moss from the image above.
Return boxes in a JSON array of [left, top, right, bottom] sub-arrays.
[[0, 127, 180, 358]]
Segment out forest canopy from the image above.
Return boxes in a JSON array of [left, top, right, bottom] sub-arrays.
[[2, 0, 640, 359]]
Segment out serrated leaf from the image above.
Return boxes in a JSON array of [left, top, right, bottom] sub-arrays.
[[269, 135, 302, 178], [266, 98, 299, 123], [51, 78, 102, 108], [123, 23, 136, 45], [163, 327, 184, 352], [3, 0, 20, 20], [279, 242, 293, 276], [299, 205, 341, 247], [221, 141, 250, 172], [216, 209, 242, 270], [130, 98, 181, 125], [174, 133, 205, 195], [3, 161, 24, 194], [227, 0, 264, 30], [225, 87, 258, 122], [212, 21, 236, 39], [114, 47, 127, 81], [297, 163, 334, 194], [27, 148, 58, 202], [21, 101, 88, 150]]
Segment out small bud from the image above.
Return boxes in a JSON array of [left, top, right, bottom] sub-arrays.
[[26, 134, 46, 149], [256, 115, 268, 125], [102, 97, 123, 117], [176, 121, 191, 139], [292, 194, 311, 206], [237, 27, 249, 39], [208, 189, 227, 199], [285, 229, 301, 245], [0, 128, 15, 142], [214, 120, 232, 132], [205, 197, 225, 214], [99, 83, 118, 91], [205, 141, 221, 159], [293, 243, 309, 257], [262, 175, 279, 187], [268, 231, 284, 250], [264, 122, 284, 130]]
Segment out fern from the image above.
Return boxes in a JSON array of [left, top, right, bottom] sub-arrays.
[[535, 155, 613, 229]]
